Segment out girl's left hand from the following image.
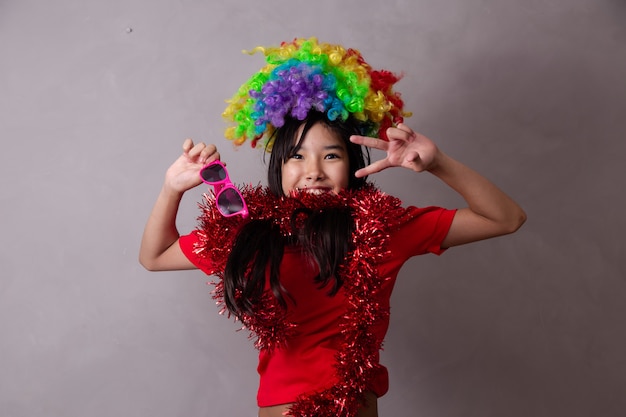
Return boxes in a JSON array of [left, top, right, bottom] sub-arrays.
[[350, 123, 439, 178]]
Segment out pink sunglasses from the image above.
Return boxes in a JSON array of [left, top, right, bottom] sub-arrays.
[[199, 160, 249, 218]]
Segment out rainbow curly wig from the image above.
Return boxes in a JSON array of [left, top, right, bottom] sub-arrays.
[[222, 37, 411, 150]]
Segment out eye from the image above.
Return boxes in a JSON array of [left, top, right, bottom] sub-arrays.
[[325, 153, 340, 159], [289, 153, 303, 160]]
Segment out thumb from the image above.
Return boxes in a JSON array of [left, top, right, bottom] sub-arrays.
[[406, 150, 421, 164]]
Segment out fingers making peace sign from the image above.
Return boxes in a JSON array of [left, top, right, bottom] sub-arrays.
[[350, 124, 439, 178]]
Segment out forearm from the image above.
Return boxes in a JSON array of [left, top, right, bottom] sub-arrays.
[[138, 185, 185, 270], [429, 151, 526, 233]]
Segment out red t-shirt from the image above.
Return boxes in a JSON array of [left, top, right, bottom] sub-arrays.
[[179, 205, 455, 407]]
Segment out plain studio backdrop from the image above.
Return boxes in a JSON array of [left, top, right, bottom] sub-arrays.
[[1, 0, 624, 416]]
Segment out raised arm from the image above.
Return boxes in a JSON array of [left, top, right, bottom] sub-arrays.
[[139, 139, 220, 271], [350, 124, 526, 248]]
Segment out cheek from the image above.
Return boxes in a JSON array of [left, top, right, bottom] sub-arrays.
[[280, 166, 296, 193], [335, 164, 351, 188]]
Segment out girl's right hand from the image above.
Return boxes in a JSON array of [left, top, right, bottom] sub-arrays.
[[165, 139, 220, 193]]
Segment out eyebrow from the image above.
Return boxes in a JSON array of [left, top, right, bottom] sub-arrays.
[[297, 144, 346, 151], [323, 144, 346, 151]]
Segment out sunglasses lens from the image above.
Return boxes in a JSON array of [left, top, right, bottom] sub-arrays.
[[217, 188, 245, 215], [200, 164, 227, 183]]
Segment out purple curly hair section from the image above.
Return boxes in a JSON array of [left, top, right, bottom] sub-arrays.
[[249, 61, 344, 135]]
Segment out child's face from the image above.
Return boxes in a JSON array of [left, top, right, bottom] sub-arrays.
[[281, 122, 350, 196]]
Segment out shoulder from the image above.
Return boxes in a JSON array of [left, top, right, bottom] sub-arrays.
[[346, 185, 405, 222], [388, 206, 457, 256]]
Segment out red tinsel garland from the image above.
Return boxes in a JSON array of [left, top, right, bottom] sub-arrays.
[[192, 184, 410, 417]]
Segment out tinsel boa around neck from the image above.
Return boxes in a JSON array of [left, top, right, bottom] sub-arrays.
[[192, 184, 412, 417]]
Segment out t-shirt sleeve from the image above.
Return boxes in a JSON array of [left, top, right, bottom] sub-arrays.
[[388, 206, 456, 260], [178, 230, 218, 275]]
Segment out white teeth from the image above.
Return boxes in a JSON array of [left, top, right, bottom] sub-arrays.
[[304, 188, 326, 194]]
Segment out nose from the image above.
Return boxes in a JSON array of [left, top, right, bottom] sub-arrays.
[[305, 159, 324, 181]]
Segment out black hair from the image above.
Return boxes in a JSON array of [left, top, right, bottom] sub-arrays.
[[223, 112, 371, 320]]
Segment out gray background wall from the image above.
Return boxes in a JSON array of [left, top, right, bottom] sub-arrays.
[[1, 0, 624, 416]]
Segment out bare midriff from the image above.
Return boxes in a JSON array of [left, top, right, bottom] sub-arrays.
[[258, 392, 378, 417]]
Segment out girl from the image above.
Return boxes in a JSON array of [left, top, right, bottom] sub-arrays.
[[139, 38, 526, 417]]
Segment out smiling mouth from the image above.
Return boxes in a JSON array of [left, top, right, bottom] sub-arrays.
[[300, 187, 331, 194]]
